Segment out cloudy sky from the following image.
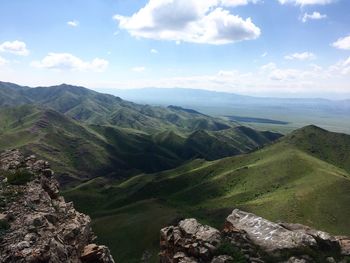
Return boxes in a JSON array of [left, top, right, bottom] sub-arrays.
[[0, 0, 350, 98]]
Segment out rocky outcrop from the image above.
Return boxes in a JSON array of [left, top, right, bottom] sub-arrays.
[[0, 149, 115, 263], [160, 218, 222, 263], [160, 209, 350, 263]]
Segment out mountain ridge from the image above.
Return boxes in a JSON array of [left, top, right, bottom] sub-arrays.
[[0, 104, 281, 186]]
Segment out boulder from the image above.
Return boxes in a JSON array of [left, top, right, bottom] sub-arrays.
[[81, 244, 115, 263], [224, 209, 317, 256], [160, 218, 221, 263]]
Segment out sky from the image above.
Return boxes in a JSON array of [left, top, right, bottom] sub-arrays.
[[0, 0, 350, 98]]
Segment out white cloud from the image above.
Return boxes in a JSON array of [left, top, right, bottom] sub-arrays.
[[150, 49, 158, 54], [0, 40, 29, 56], [284, 52, 316, 60], [131, 66, 146, 72], [113, 0, 261, 45], [332, 35, 350, 50], [0, 56, 8, 66], [301, 11, 327, 22], [31, 53, 109, 72], [261, 52, 268, 57], [278, 0, 335, 5], [260, 62, 276, 71], [220, 0, 261, 7], [329, 56, 350, 75], [67, 20, 79, 27]]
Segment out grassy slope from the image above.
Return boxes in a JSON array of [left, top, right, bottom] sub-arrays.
[[0, 105, 128, 185], [64, 126, 350, 262], [0, 82, 235, 133], [0, 105, 280, 186]]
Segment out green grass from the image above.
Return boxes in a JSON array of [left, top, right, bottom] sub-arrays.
[[5, 169, 33, 185], [92, 199, 181, 263]]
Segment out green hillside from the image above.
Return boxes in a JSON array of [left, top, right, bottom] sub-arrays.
[[64, 125, 350, 262], [0, 105, 279, 186], [0, 82, 234, 133]]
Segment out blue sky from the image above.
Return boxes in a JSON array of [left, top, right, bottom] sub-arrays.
[[0, 0, 350, 98]]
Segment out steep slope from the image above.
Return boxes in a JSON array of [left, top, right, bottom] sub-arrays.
[[0, 105, 129, 186], [153, 126, 282, 161], [64, 126, 350, 261], [0, 105, 280, 186], [284, 125, 350, 173], [0, 82, 233, 133]]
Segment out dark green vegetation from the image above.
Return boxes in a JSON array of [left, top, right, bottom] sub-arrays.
[[64, 126, 350, 262], [0, 219, 10, 236], [5, 169, 33, 185], [0, 82, 281, 186], [215, 241, 246, 263]]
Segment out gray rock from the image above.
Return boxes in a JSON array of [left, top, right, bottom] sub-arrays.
[[211, 255, 233, 263], [225, 209, 317, 254], [160, 219, 222, 263], [80, 243, 115, 263], [0, 150, 116, 263]]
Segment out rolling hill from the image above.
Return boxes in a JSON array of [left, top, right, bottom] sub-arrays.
[[0, 104, 280, 186], [0, 81, 234, 133], [64, 125, 350, 262]]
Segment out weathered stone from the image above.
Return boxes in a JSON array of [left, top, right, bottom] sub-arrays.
[[225, 209, 317, 255], [336, 236, 350, 256], [160, 219, 221, 263], [179, 219, 221, 245], [287, 257, 308, 263], [16, 241, 30, 250], [210, 255, 233, 263], [280, 222, 340, 252], [81, 244, 115, 263], [0, 150, 116, 263]]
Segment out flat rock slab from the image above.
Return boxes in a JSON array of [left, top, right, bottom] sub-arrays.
[[225, 209, 317, 253]]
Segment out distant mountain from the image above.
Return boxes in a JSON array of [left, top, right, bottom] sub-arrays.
[[102, 87, 350, 113], [65, 125, 350, 261], [103, 87, 350, 134], [0, 82, 233, 133]]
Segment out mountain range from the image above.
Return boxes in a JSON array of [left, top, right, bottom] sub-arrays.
[[0, 81, 281, 186]]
